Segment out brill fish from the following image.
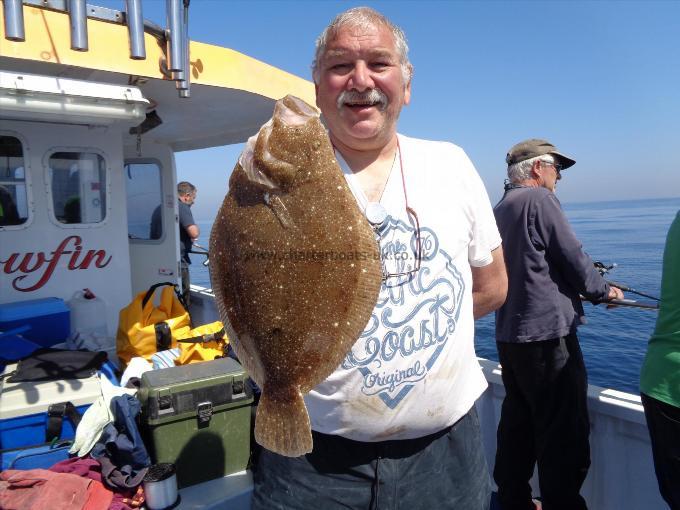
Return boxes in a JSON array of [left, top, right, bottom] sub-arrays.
[[209, 95, 381, 457]]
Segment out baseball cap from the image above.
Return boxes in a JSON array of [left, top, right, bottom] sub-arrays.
[[506, 139, 576, 169]]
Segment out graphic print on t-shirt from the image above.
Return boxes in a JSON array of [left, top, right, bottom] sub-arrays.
[[341, 215, 465, 409]]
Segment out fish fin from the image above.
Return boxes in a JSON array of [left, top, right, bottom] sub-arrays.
[[264, 193, 296, 229], [254, 385, 312, 457]]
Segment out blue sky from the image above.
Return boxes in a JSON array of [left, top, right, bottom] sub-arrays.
[[107, 0, 679, 221]]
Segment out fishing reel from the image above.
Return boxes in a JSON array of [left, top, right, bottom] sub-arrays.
[[592, 260, 660, 307], [593, 260, 616, 276], [190, 243, 210, 267]]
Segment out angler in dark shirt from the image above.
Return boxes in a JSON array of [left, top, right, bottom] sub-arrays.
[[177, 181, 199, 305], [493, 139, 623, 510]]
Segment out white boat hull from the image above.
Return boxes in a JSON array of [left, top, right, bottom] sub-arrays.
[[476, 359, 664, 510]]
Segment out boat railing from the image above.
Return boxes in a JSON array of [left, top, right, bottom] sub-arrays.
[[2, 0, 192, 97], [477, 359, 664, 510]]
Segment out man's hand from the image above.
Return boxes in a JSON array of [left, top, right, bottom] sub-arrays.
[[608, 286, 624, 300], [605, 285, 624, 309]]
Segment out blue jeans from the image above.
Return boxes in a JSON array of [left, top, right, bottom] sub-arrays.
[[642, 393, 680, 509], [252, 408, 491, 510]]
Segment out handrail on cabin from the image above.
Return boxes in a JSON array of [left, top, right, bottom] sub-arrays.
[[2, 0, 192, 98]]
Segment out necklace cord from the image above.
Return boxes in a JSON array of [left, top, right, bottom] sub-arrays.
[[334, 138, 421, 279]]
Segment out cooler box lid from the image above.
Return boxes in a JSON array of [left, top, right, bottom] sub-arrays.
[[139, 358, 252, 422], [0, 298, 69, 323], [0, 363, 103, 420]]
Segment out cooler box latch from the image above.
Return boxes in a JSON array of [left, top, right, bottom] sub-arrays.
[[197, 401, 213, 424], [47, 402, 67, 417], [46, 401, 81, 442], [158, 395, 174, 414]]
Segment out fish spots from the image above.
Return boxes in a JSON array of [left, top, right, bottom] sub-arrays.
[[208, 95, 381, 456]]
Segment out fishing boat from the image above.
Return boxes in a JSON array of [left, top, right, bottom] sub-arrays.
[[0, 2, 665, 509]]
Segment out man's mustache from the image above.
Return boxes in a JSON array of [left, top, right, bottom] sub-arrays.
[[337, 89, 388, 111]]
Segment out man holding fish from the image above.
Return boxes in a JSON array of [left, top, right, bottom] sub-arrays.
[[250, 7, 507, 509]]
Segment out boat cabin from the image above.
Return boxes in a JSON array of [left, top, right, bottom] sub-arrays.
[[0, 0, 314, 344]]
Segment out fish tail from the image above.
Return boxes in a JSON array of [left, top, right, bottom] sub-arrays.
[[254, 385, 312, 457]]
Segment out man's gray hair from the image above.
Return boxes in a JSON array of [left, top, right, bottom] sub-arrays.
[[507, 154, 554, 183], [177, 181, 196, 196], [311, 7, 413, 85]]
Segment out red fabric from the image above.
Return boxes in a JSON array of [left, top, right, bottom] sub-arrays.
[[0, 469, 91, 510], [49, 456, 144, 510], [50, 456, 103, 481], [116, 485, 145, 509], [84, 478, 114, 510]]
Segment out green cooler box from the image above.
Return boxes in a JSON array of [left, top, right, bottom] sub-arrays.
[[138, 357, 253, 488]]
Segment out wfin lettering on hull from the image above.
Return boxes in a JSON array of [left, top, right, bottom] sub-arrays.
[[1, 236, 112, 292]]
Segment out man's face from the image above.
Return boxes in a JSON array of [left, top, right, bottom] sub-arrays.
[[539, 161, 562, 192], [180, 191, 196, 206], [314, 22, 411, 151]]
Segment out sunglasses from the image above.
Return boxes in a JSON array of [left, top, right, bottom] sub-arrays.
[[543, 161, 563, 174], [379, 205, 422, 282], [365, 139, 423, 283]]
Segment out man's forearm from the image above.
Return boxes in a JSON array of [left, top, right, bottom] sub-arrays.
[[471, 246, 508, 319], [473, 288, 505, 319]]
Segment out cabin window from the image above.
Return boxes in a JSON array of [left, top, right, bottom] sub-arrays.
[[124, 161, 163, 240], [0, 135, 28, 227], [49, 152, 107, 224]]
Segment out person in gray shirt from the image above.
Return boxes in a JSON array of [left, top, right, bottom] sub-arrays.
[[493, 139, 623, 510]]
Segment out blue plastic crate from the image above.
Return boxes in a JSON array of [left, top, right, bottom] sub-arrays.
[[0, 297, 70, 347], [0, 402, 90, 452], [0, 326, 42, 371], [1, 440, 73, 470]]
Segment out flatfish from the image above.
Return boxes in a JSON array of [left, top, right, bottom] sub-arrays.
[[209, 95, 382, 457]]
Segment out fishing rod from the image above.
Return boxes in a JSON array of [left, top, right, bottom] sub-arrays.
[[590, 261, 660, 310], [593, 261, 659, 301], [190, 242, 210, 267], [593, 297, 659, 310], [606, 280, 660, 302]]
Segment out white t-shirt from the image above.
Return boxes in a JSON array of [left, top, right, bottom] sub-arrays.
[[305, 134, 501, 442]]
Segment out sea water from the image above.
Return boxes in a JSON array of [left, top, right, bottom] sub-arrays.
[[190, 197, 680, 394]]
